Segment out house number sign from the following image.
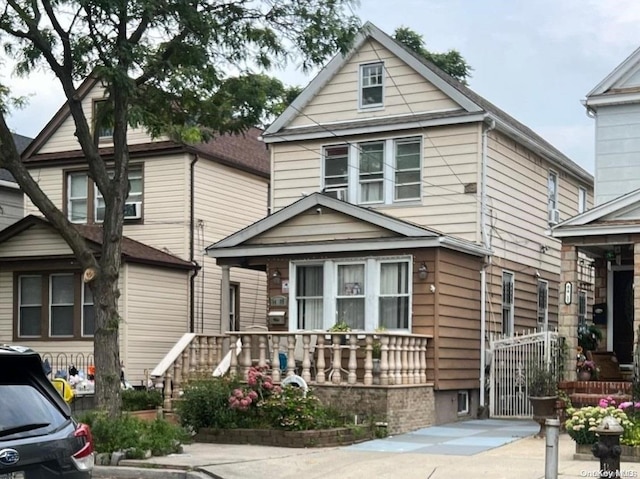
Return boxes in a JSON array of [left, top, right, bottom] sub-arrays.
[[564, 282, 572, 305]]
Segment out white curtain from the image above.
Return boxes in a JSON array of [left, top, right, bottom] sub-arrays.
[[297, 266, 323, 329], [337, 264, 365, 329], [379, 262, 409, 329]]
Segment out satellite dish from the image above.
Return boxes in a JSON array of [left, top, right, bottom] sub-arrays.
[[281, 374, 309, 396]]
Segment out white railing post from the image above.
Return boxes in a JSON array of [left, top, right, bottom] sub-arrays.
[[364, 335, 373, 386], [316, 335, 326, 384], [407, 337, 415, 385], [271, 335, 281, 382], [287, 335, 296, 378], [302, 334, 312, 383], [331, 334, 342, 384], [348, 334, 357, 385], [380, 335, 389, 385], [229, 334, 238, 377]]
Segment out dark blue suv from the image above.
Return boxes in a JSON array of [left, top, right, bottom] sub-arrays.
[[0, 345, 93, 478]]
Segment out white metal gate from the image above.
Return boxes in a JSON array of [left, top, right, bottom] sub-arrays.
[[489, 330, 560, 418]]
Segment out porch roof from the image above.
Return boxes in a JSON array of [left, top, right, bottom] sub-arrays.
[[551, 186, 640, 238], [206, 192, 490, 259]]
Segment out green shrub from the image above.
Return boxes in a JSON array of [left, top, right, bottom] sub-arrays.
[[564, 405, 631, 445], [76, 411, 189, 457], [121, 388, 163, 411], [175, 377, 247, 430], [260, 386, 343, 431]]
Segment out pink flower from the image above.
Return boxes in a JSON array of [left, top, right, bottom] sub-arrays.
[[598, 398, 608, 408], [263, 381, 273, 390], [247, 376, 257, 386], [234, 388, 244, 398], [240, 398, 251, 408], [248, 390, 258, 400], [619, 401, 633, 410]]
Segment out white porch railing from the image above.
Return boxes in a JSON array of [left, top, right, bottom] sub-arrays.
[[151, 331, 432, 412]]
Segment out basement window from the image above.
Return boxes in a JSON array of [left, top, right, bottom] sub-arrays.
[[457, 390, 469, 415]]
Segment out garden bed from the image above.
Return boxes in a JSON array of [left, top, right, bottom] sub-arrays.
[[195, 426, 373, 448], [575, 443, 640, 462]]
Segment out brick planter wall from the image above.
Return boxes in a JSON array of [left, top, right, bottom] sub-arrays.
[[195, 427, 371, 448], [312, 384, 435, 435], [575, 443, 640, 462]]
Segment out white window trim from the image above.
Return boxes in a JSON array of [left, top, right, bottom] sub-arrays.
[[81, 283, 94, 338], [68, 173, 88, 225], [537, 279, 549, 332], [457, 390, 469, 415], [49, 273, 75, 338], [502, 270, 515, 336], [358, 62, 385, 110], [321, 135, 422, 206], [289, 255, 413, 332], [18, 274, 42, 338], [548, 170, 559, 211], [578, 187, 587, 214]]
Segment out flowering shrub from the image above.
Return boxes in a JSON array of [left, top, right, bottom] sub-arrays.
[[565, 405, 631, 445], [260, 386, 342, 431], [228, 366, 281, 411]]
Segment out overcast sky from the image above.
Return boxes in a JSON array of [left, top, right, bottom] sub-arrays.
[[5, 0, 640, 175]]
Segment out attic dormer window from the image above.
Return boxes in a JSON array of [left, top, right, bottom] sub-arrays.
[[359, 63, 384, 109], [93, 100, 114, 142]]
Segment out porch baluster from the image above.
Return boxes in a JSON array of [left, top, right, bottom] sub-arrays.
[[331, 335, 342, 384], [241, 335, 252, 378], [229, 334, 238, 377], [395, 337, 403, 385], [419, 338, 427, 383], [199, 336, 207, 373], [413, 338, 421, 384], [181, 349, 190, 383], [388, 336, 396, 385], [348, 334, 357, 384], [258, 334, 268, 368], [163, 370, 172, 411], [364, 335, 373, 386], [271, 335, 281, 382], [316, 335, 326, 384], [207, 337, 216, 372], [380, 335, 389, 386], [189, 341, 197, 375], [401, 336, 409, 384], [172, 359, 182, 407], [302, 335, 312, 383], [287, 335, 296, 378], [407, 337, 415, 385]]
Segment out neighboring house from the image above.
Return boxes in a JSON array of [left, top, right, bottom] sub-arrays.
[[206, 22, 593, 424], [553, 46, 640, 377], [0, 133, 32, 230], [0, 76, 269, 384]]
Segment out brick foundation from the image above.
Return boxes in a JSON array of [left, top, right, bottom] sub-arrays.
[[195, 427, 371, 448], [312, 384, 436, 435]]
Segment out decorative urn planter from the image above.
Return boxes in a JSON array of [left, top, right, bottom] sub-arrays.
[[529, 396, 558, 438], [577, 370, 592, 381]]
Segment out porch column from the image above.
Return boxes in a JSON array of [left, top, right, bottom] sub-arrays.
[[559, 244, 578, 381], [634, 243, 640, 355], [220, 265, 230, 335]]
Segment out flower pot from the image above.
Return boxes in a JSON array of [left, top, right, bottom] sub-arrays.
[[529, 396, 558, 438], [577, 370, 592, 381]]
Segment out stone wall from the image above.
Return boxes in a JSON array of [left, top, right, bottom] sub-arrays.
[[312, 384, 435, 435], [195, 427, 370, 448]]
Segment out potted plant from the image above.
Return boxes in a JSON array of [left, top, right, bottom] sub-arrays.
[[578, 323, 602, 352], [576, 352, 598, 381], [328, 321, 351, 345], [527, 361, 558, 438]]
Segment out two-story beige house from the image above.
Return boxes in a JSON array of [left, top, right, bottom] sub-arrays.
[[207, 22, 593, 424], [0, 76, 269, 384]]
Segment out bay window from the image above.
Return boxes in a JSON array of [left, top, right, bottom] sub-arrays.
[[323, 136, 421, 205], [16, 272, 95, 340], [291, 256, 412, 331]]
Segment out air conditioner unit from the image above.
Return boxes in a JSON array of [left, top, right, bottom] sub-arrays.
[[548, 208, 560, 225], [124, 201, 142, 219], [324, 188, 348, 201]]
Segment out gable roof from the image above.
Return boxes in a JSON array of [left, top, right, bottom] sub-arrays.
[[551, 186, 640, 237], [0, 134, 33, 184], [0, 215, 196, 270], [206, 192, 490, 258], [586, 45, 640, 99], [263, 22, 592, 185], [22, 77, 269, 178]]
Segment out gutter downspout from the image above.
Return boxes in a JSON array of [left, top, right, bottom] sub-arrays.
[[480, 118, 496, 411], [190, 154, 200, 333]]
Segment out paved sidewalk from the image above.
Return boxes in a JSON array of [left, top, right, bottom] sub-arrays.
[[104, 420, 640, 479]]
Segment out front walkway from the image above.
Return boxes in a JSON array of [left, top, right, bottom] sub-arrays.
[[345, 419, 539, 455]]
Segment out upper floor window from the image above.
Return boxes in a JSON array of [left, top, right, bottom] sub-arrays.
[[548, 171, 558, 211], [360, 63, 384, 108], [66, 166, 143, 224], [578, 187, 587, 214], [16, 272, 94, 341], [323, 137, 422, 205], [93, 100, 114, 142]]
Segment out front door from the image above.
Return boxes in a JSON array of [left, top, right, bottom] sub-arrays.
[[613, 269, 634, 364]]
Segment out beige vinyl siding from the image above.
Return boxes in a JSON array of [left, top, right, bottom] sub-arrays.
[[193, 160, 269, 335], [486, 130, 585, 275], [120, 154, 189, 257], [0, 189, 24, 230], [122, 264, 189, 383], [0, 223, 72, 256], [248, 209, 397, 245], [272, 124, 480, 241], [289, 39, 461, 127], [38, 83, 168, 155], [24, 168, 64, 217]]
